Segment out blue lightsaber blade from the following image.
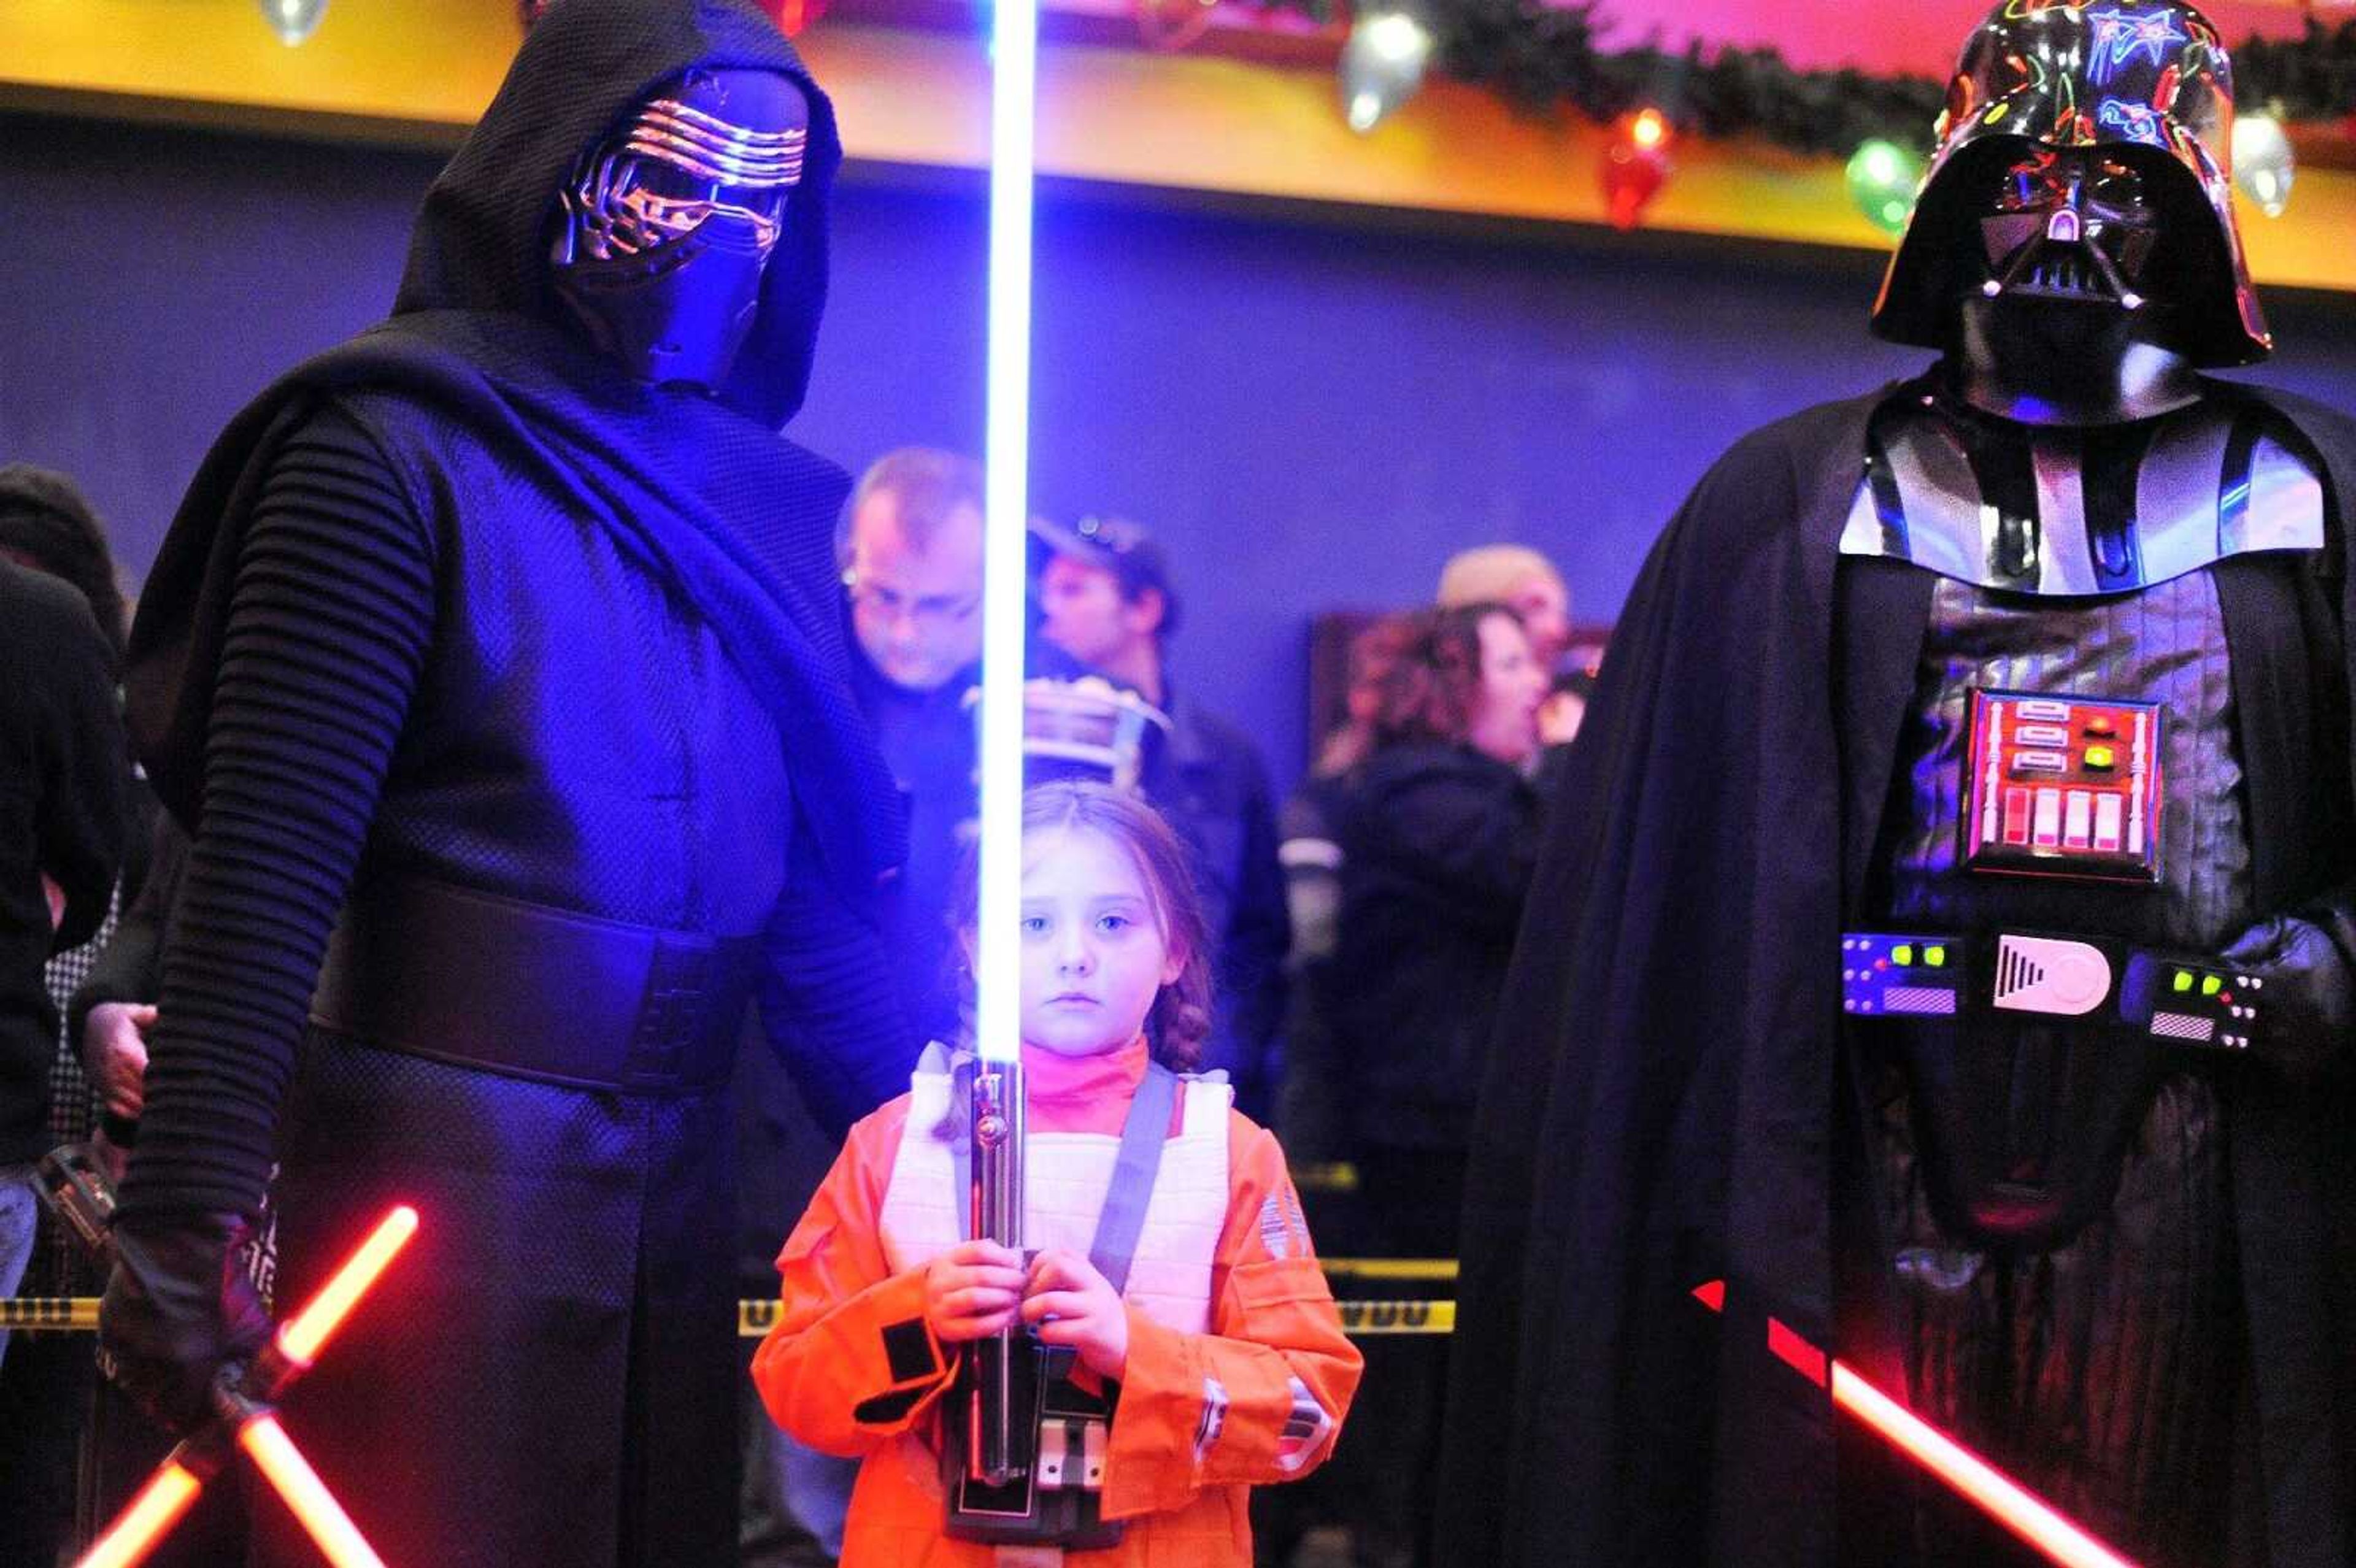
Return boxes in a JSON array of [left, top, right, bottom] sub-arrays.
[[976, 0, 1038, 1068], [969, 0, 1042, 1490]]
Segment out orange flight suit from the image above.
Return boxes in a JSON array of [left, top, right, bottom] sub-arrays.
[[753, 1042, 1363, 1565]]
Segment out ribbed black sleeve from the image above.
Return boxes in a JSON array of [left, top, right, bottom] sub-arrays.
[[118, 409, 433, 1222]]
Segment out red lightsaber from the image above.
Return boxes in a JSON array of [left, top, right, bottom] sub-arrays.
[[79, 1205, 418, 1568], [1693, 1281, 2139, 1568]]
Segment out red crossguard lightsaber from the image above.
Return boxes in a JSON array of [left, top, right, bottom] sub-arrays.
[[80, 1205, 418, 1568], [1693, 1281, 2139, 1568]]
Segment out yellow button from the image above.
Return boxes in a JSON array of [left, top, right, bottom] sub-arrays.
[[1925, 945, 1947, 968], [2084, 745, 2116, 771], [1892, 944, 1914, 967]]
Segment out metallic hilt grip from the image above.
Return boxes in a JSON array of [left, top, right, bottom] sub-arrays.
[[968, 1059, 1028, 1486]]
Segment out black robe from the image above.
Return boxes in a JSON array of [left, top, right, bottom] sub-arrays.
[[1436, 375, 2356, 1568]]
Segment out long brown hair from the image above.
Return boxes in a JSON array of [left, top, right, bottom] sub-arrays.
[[955, 780, 1215, 1070], [1365, 601, 1517, 752]]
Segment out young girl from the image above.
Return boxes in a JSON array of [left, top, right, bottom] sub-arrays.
[[754, 781, 1361, 1564]]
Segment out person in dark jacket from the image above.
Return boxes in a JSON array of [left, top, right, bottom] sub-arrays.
[[1327, 602, 1550, 1247], [0, 555, 124, 1363], [96, 5, 913, 1564], [0, 464, 144, 1567], [1310, 601, 1551, 1567], [1032, 513, 1291, 1117], [839, 446, 992, 1048]]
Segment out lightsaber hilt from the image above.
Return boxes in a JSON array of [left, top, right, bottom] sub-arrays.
[[35, 1142, 120, 1270], [968, 1056, 1028, 1488], [74, 1207, 415, 1568]]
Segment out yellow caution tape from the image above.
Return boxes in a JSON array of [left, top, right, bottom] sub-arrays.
[[0, 1297, 99, 1331], [1292, 1161, 1359, 1194], [1333, 1299, 1454, 1335], [11, 1293, 1456, 1339], [736, 1297, 1453, 1337], [1317, 1256, 1458, 1282]]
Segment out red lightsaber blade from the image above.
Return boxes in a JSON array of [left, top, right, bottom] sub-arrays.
[[75, 1205, 418, 1568], [275, 1204, 418, 1369], [1693, 1282, 2141, 1568], [240, 1415, 387, 1568], [77, 1462, 204, 1568]]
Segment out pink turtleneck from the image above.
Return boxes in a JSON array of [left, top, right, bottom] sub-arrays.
[[1022, 1034, 1149, 1135], [1020, 1035, 1185, 1136]]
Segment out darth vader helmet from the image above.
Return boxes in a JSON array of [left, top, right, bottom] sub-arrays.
[[1871, 1, 2269, 367]]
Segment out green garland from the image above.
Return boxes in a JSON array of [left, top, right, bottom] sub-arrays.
[[1267, 1, 2356, 158]]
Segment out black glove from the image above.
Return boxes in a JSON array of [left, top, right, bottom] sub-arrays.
[[99, 1213, 272, 1435], [2221, 907, 2356, 1081]]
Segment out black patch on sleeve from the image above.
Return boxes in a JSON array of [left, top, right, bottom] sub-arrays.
[[881, 1318, 937, 1384], [853, 1386, 929, 1426]]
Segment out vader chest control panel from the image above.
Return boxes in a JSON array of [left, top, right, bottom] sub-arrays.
[[1962, 689, 2162, 885]]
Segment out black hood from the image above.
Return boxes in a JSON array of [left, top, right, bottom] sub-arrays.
[[393, 0, 841, 428]]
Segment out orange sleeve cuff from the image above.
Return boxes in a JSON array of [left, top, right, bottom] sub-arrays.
[[1099, 1305, 1207, 1520], [756, 1267, 956, 1454]]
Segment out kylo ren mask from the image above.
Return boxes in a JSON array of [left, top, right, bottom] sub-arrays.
[[550, 66, 809, 391]]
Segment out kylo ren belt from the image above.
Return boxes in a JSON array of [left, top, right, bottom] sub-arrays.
[[310, 875, 761, 1094]]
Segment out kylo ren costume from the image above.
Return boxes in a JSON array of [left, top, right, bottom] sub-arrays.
[[98, 3, 912, 1564], [1439, 6, 2356, 1567]]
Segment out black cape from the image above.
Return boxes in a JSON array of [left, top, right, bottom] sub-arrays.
[[1438, 375, 2356, 1568], [126, 0, 904, 917]]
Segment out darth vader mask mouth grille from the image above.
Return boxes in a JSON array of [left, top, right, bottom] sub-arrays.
[[1977, 150, 2162, 310]]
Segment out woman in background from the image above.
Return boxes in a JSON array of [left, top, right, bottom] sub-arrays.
[[1311, 601, 1552, 1567]]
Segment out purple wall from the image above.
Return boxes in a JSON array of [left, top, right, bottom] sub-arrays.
[[5, 111, 2353, 785]]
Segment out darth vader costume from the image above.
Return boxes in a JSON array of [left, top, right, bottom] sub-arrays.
[[96, 3, 913, 1563], [1439, 6, 2356, 1567]]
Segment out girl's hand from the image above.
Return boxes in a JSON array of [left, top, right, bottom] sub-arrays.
[[924, 1240, 1028, 1343], [1022, 1249, 1129, 1382]]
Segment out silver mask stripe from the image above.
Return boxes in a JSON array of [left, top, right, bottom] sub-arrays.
[[628, 101, 806, 186], [568, 149, 783, 259], [2029, 434, 2096, 594], [646, 95, 803, 148]]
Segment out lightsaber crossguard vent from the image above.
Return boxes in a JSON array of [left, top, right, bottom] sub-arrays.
[[79, 1205, 418, 1568]]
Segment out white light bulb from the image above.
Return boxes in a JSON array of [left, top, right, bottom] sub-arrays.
[[1336, 7, 1434, 135], [2231, 113, 2295, 218], [261, 0, 328, 45]]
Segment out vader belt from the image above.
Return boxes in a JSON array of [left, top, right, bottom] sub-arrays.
[[310, 874, 761, 1094], [1844, 929, 2254, 1248]]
